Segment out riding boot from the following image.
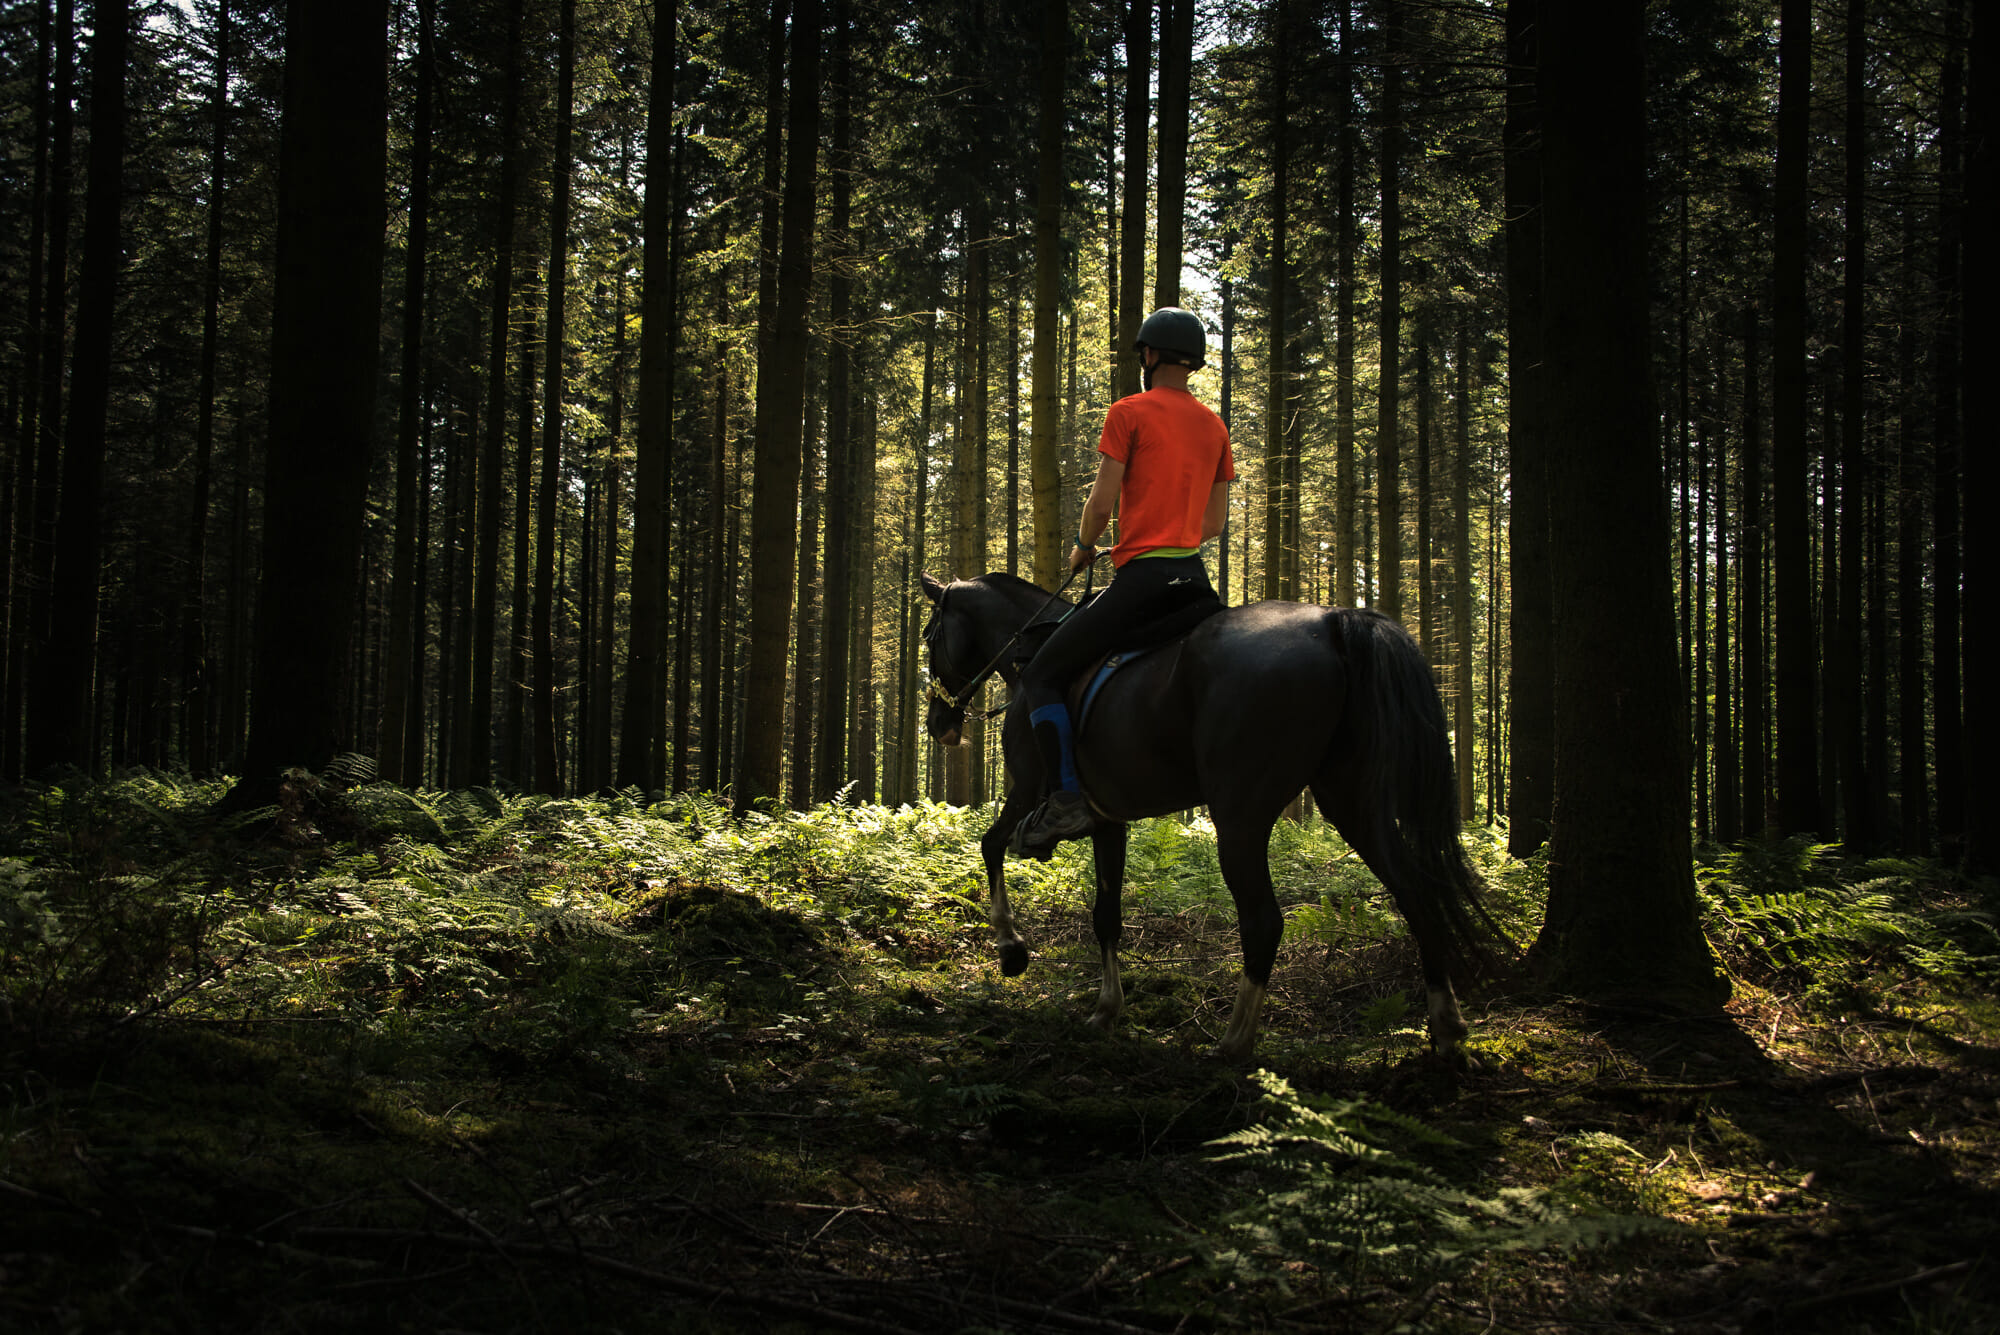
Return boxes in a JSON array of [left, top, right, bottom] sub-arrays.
[[1011, 705, 1094, 858]]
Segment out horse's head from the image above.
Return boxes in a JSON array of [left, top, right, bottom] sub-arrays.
[[920, 573, 972, 746]]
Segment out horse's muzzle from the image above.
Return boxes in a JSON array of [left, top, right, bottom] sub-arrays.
[[925, 692, 965, 747]]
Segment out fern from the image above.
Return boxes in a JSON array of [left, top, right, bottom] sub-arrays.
[[1698, 837, 1996, 983], [1210, 1071, 1662, 1288]]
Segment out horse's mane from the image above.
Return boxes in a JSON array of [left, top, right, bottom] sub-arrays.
[[971, 570, 1053, 598]]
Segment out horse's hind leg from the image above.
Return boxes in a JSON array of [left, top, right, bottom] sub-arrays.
[[980, 786, 1039, 976], [1212, 813, 1284, 1062], [1085, 823, 1128, 1032], [1315, 785, 1471, 1067]]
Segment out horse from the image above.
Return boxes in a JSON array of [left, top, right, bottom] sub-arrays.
[[920, 570, 1499, 1063]]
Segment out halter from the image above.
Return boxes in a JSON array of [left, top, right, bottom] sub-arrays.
[[922, 561, 1100, 721]]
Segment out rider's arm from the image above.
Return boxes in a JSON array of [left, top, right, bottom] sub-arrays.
[[1075, 454, 1125, 566], [1201, 479, 1231, 542]]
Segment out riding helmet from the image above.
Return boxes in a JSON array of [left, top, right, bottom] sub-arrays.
[[1134, 307, 1206, 370]]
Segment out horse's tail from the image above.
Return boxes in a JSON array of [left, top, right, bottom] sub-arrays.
[[1331, 608, 1508, 982]]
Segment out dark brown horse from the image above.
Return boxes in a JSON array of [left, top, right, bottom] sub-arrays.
[[921, 571, 1497, 1062]]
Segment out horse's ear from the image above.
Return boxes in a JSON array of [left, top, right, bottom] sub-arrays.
[[920, 572, 946, 604]]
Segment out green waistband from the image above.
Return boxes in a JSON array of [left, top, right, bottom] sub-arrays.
[[1133, 546, 1199, 559]]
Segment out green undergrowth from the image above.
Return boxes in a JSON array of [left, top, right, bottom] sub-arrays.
[[2, 769, 1997, 1332]]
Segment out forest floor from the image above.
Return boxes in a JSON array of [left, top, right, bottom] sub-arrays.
[[1, 776, 1996, 1333]]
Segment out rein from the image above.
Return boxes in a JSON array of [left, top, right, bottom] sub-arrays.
[[926, 558, 1102, 719]]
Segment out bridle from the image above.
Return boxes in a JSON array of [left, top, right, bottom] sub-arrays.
[[923, 561, 1100, 722]]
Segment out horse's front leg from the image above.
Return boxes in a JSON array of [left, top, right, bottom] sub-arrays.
[[1085, 822, 1128, 1032], [980, 787, 1040, 976]]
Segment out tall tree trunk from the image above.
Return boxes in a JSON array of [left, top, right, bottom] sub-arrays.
[[1376, 0, 1404, 624], [1452, 324, 1476, 821], [1529, 0, 1725, 1008], [1415, 339, 1434, 662], [791, 378, 821, 811], [184, 0, 232, 778], [3, 0, 56, 781], [1504, 0, 1551, 856], [1741, 306, 1766, 837], [1334, 0, 1357, 609], [531, 0, 576, 795], [1264, 0, 1290, 603], [700, 339, 727, 792], [467, 0, 523, 787], [853, 388, 878, 801], [506, 300, 536, 782], [904, 312, 937, 805], [1835, 0, 1870, 850], [1932, 0, 1965, 861], [1028, 0, 1067, 590], [815, 6, 855, 802], [588, 135, 630, 795], [408, 391, 434, 784], [1716, 401, 1738, 847], [1114, 0, 1149, 401], [229, 0, 387, 796], [1960, 0, 1998, 875], [617, 0, 681, 793], [21, 0, 75, 777], [1153, 0, 1191, 309], [29, 0, 127, 775], [1896, 141, 1927, 853], [1771, 0, 1820, 835], [737, 0, 821, 813], [382, 0, 431, 786]]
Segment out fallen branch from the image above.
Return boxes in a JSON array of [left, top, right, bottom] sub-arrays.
[[1784, 1259, 1976, 1313]]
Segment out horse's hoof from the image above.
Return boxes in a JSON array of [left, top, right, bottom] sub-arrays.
[[998, 942, 1030, 977]]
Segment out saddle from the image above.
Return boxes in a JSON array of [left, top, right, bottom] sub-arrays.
[[1010, 589, 1223, 738]]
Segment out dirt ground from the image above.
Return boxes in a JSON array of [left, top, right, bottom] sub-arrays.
[[3, 884, 1996, 1333]]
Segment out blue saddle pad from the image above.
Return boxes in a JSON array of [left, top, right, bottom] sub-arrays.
[[1076, 643, 1160, 737]]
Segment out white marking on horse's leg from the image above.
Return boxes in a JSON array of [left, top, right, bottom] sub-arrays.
[[990, 873, 1030, 976], [1085, 945, 1123, 1032], [1427, 984, 1471, 1065], [1212, 976, 1267, 1062]]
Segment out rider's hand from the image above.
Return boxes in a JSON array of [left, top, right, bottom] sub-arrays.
[[1069, 543, 1097, 573]]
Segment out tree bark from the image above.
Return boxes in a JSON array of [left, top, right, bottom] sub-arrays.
[[531, 0, 577, 795], [1835, 0, 1870, 851], [1529, 0, 1726, 1008], [1504, 0, 1551, 856], [1334, 0, 1357, 610], [1376, 0, 1403, 624], [1114, 0, 1149, 402], [184, 0, 232, 779], [1028, 0, 1067, 591], [230, 0, 388, 794], [466, 0, 523, 787], [736, 0, 820, 814], [1263, 0, 1290, 603], [1153, 0, 1191, 309], [1771, 0, 1820, 835], [815, 5, 855, 802], [1960, 0, 1998, 875], [1932, 0, 1965, 860], [29, 0, 127, 775], [1452, 325, 1475, 821], [1741, 306, 1766, 837], [618, 0, 680, 793]]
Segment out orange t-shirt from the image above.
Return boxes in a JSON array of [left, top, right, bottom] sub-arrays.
[[1097, 386, 1235, 566]]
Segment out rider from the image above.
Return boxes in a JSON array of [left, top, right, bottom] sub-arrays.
[[1011, 307, 1236, 856]]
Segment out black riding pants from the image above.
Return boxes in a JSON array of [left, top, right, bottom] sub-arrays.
[[1018, 555, 1218, 792]]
